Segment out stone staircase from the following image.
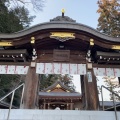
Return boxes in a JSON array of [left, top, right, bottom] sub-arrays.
[[0, 109, 120, 120]]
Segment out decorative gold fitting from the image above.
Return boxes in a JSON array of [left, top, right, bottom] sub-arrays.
[[47, 90, 51, 92], [66, 90, 70, 92], [61, 8, 65, 13], [31, 37, 35, 44], [112, 45, 120, 50], [50, 32, 75, 42], [56, 84, 61, 88], [50, 32, 75, 38], [0, 42, 13, 46], [90, 39, 94, 46]]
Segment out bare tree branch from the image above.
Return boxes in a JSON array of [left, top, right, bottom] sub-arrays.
[[9, 0, 44, 11]]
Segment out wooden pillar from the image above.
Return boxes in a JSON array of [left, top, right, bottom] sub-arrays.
[[48, 103, 50, 109], [118, 77, 120, 85], [84, 63, 99, 110], [67, 103, 69, 110], [23, 66, 39, 109], [81, 75, 88, 110], [43, 100, 46, 109], [70, 100, 73, 110]]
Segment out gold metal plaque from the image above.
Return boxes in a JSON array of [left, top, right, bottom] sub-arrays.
[[0, 42, 13, 46], [50, 32, 75, 42]]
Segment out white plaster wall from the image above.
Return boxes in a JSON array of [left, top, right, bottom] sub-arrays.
[[0, 109, 120, 120]]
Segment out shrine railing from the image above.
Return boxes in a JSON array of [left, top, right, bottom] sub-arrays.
[[0, 83, 25, 120], [101, 85, 120, 120]]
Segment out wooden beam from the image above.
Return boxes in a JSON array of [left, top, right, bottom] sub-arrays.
[[0, 62, 30, 65], [96, 51, 120, 57], [0, 49, 28, 55], [97, 60, 120, 64], [93, 63, 120, 68], [0, 57, 25, 61]]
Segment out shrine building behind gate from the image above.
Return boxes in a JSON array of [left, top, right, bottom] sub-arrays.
[[39, 80, 82, 110]]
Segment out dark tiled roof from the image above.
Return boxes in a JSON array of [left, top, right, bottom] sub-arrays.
[[99, 101, 120, 106], [99, 101, 120, 111], [39, 92, 81, 97], [0, 22, 120, 42], [50, 16, 76, 22], [43, 80, 74, 93]]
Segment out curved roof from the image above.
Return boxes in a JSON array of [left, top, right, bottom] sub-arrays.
[[43, 80, 74, 93], [50, 15, 76, 22], [39, 80, 82, 98], [0, 21, 120, 42], [39, 80, 81, 98], [39, 92, 81, 97]]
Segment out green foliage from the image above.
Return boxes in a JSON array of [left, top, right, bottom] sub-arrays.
[[0, 75, 25, 106], [11, 6, 35, 28], [0, 0, 34, 33], [39, 74, 76, 91], [97, 0, 120, 37], [0, 75, 17, 93]]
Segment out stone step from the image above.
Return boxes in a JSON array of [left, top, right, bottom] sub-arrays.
[[0, 109, 120, 120]]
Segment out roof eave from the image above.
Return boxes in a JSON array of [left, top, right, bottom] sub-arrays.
[[0, 21, 120, 42]]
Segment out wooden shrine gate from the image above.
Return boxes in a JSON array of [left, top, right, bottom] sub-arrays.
[[0, 12, 120, 110]]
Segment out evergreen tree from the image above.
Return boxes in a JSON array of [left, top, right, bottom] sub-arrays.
[[97, 0, 120, 37], [0, 75, 25, 106], [11, 6, 35, 28], [0, 0, 34, 33]]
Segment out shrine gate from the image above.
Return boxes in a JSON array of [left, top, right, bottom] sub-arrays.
[[0, 12, 120, 110]]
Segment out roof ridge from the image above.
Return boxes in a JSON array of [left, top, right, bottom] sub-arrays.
[[43, 80, 74, 92]]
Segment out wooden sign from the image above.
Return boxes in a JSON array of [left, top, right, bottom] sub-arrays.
[[53, 50, 70, 62]]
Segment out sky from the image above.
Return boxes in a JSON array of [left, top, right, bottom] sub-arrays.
[[30, 0, 99, 29]]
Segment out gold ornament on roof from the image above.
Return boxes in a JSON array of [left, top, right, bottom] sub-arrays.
[[47, 90, 51, 92], [61, 8, 65, 14], [56, 84, 61, 88], [66, 90, 70, 92]]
